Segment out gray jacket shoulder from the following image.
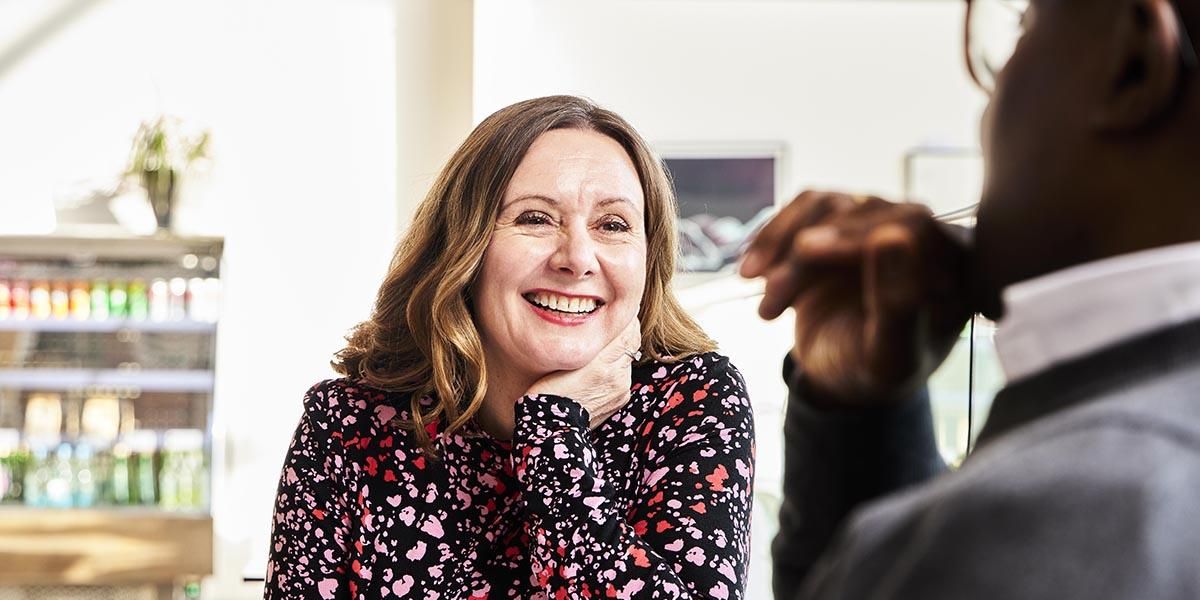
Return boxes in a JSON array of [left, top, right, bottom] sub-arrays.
[[802, 374, 1200, 600]]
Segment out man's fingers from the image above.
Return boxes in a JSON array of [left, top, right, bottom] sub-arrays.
[[862, 224, 923, 385], [756, 226, 865, 320], [758, 261, 804, 320], [740, 192, 853, 277]]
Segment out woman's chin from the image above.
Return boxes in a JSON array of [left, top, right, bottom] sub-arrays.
[[529, 352, 597, 374]]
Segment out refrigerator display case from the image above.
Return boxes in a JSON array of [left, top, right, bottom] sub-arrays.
[[0, 234, 220, 600]]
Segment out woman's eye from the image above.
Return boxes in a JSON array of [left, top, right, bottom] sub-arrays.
[[515, 211, 553, 226], [599, 218, 632, 233]]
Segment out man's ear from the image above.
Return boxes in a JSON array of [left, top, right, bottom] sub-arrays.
[[1093, 0, 1185, 132]]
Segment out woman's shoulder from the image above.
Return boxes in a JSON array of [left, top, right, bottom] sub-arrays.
[[300, 377, 415, 436]]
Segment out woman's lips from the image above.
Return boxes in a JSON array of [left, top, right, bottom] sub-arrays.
[[522, 290, 605, 314], [525, 297, 602, 326]]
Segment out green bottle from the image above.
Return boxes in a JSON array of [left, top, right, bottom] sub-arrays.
[[111, 443, 131, 505], [109, 280, 128, 319], [130, 432, 158, 505], [90, 280, 109, 321], [127, 279, 149, 321]]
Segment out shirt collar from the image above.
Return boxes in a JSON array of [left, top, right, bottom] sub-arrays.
[[995, 241, 1200, 382]]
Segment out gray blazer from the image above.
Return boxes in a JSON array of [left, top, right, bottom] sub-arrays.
[[774, 319, 1200, 599]]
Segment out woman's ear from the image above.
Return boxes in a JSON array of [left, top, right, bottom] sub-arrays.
[[1093, 0, 1186, 132]]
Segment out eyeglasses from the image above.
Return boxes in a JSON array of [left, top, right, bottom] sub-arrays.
[[964, 0, 1029, 94], [965, 0, 1199, 94]]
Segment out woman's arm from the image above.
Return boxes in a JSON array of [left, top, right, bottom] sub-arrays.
[[265, 381, 358, 600], [515, 357, 755, 599]]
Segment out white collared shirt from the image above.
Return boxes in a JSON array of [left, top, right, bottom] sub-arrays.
[[995, 241, 1200, 382]]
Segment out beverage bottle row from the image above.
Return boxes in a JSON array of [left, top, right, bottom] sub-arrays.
[[0, 277, 220, 323], [0, 429, 207, 511]]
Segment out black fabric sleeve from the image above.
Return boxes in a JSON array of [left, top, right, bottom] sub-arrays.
[[771, 354, 946, 598]]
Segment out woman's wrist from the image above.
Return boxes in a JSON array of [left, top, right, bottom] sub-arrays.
[[516, 393, 591, 435]]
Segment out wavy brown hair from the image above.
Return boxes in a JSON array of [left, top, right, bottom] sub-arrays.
[[334, 95, 716, 451]]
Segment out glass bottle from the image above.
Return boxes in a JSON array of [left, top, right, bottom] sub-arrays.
[[109, 279, 128, 320], [23, 444, 49, 507], [0, 429, 18, 502], [69, 280, 90, 320], [110, 441, 132, 506], [127, 279, 149, 321], [149, 279, 169, 322], [43, 442, 74, 508], [0, 279, 10, 320], [10, 279, 29, 320], [29, 280, 51, 320], [73, 439, 97, 508], [90, 279, 109, 321], [161, 429, 205, 510], [49, 281, 69, 320], [159, 442, 179, 510], [168, 277, 187, 321], [127, 430, 158, 505]]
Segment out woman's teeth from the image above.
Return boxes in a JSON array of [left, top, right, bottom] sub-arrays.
[[526, 292, 599, 314]]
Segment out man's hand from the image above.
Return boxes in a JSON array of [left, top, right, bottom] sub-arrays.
[[526, 317, 642, 428], [740, 191, 972, 406]]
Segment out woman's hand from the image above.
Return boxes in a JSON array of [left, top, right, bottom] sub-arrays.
[[526, 316, 642, 429]]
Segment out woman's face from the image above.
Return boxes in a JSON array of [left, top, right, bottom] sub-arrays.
[[472, 128, 647, 382]]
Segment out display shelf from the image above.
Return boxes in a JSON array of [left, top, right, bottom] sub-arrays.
[[0, 319, 216, 334], [0, 508, 212, 585], [0, 233, 223, 263], [0, 233, 220, 593], [0, 369, 214, 392]]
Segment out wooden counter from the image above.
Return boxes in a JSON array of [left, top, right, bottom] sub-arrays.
[[0, 508, 212, 585]]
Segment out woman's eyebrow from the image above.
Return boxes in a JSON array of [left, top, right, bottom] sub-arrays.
[[504, 194, 558, 208], [597, 197, 637, 210]]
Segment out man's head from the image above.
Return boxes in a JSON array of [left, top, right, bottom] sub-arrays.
[[971, 0, 1200, 319]]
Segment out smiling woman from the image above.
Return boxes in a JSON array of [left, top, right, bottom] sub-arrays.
[[264, 96, 756, 599]]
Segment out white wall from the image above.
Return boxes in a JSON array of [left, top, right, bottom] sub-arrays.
[[0, 1, 397, 597], [475, 0, 985, 209]]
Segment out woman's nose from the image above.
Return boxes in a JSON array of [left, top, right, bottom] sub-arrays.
[[550, 225, 600, 278]]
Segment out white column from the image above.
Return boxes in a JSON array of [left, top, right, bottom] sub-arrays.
[[395, 0, 474, 233]]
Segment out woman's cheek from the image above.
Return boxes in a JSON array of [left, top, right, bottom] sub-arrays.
[[603, 245, 647, 305]]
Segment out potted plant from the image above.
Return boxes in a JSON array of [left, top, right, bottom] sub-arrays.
[[125, 116, 210, 232]]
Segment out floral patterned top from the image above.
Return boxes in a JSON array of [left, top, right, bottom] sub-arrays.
[[265, 352, 755, 599]]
